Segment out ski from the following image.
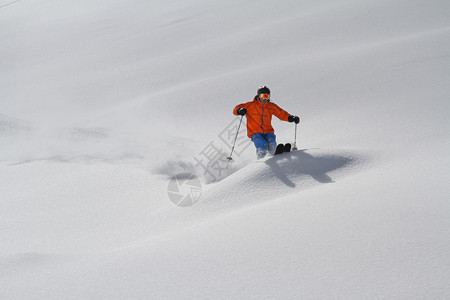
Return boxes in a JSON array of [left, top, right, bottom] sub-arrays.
[[284, 143, 291, 153], [274, 144, 284, 155], [274, 143, 292, 155]]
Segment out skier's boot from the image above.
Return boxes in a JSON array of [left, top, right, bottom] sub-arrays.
[[284, 143, 291, 153], [274, 144, 284, 155]]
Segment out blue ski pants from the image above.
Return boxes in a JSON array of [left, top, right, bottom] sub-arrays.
[[251, 132, 277, 159]]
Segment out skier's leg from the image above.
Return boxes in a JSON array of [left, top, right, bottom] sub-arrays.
[[251, 133, 268, 159], [265, 133, 278, 155]]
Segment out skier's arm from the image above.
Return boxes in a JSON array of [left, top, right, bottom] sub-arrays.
[[270, 103, 291, 121]]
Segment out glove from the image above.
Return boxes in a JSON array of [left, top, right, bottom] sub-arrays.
[[237, 107, 247, 116], [288, 115, 300, 124]]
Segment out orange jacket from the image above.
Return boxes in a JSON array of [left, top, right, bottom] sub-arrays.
[[233, 97, 291, 138]]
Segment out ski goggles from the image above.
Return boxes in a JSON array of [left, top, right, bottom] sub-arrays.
[[259, 93, 270, 101]]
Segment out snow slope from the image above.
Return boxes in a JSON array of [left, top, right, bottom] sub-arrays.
[[1, 0, 450, 298]]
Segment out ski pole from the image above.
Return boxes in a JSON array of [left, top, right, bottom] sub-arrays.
[[293, 122, 298, 151], [227, 115, 243, 161]]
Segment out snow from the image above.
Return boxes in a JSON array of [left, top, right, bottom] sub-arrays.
[[1, 0, 449, 298]]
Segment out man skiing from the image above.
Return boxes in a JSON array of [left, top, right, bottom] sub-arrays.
[[233, 86, 300, 159]]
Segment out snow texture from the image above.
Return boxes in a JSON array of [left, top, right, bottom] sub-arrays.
[[1, 0, 449, 298]]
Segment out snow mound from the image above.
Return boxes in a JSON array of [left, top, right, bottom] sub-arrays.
[[198, 149, 370, 212], [110, 149, 371, 244]]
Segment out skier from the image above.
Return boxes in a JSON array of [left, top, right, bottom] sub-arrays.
[[233, 86, 300, 159]]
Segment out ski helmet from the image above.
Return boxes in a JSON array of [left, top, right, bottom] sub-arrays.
[[257, 86, 270, 95], [257, 86, 270, 103]]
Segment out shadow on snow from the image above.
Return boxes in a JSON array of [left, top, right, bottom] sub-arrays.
[[264, 149, 354, 188]]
